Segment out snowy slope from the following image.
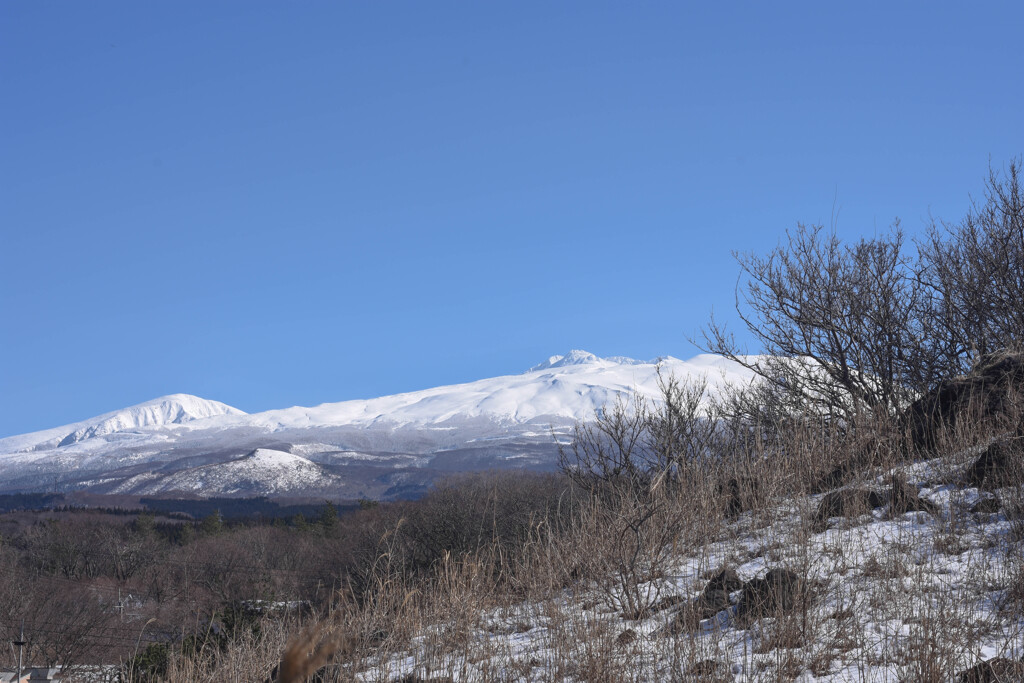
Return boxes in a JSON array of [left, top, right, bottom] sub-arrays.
[[0, 352, 755, 498], [110, 448, 340, 496], [0, 394, 246, 454], [354, 451, 1024, 682], [192, 351, 752, 432]]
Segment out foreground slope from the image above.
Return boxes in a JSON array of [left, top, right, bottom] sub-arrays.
[[349, 451, 1024, 682]]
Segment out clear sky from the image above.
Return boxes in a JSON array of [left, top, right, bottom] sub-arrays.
[[2, 2, 1023, 437]]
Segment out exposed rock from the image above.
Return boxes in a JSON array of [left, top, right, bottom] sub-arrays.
[[970, 495, 1002, 514], [888, 475, 938, 516], [964, 440, 1024, 490], [812, 487, 885, 531], [668, 589, 732, 633], [719, 477, 762, 517], [813, 461, 857, 493], [684, 659, 733, 681], [668, 570, 743, 633], [736, 568, 807, 624], [697, 589, 732, 614], [702, 567, 744, 594], [904, 350, 1024, 454], [615, 628, 638, 646], [647, 593, 686, 613], [957, 657, 1024, 682]]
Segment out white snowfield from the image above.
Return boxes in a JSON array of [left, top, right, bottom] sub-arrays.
[[108, 448, 339, 496], [0, 352, 755, 497], [0, 393, 245, 454]]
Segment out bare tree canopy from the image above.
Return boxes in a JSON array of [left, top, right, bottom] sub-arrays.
[[701, 160, 1024, 428], [921, 160, 1024, 366]]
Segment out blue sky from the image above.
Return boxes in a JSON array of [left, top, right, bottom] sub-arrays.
[[2, 2, 1023, 437]]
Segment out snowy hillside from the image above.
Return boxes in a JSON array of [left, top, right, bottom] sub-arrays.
[[0, 352, 754, 499], [0, 393, 245, 453], [110, 448, 341, 496], [200, 351, 751, 432]]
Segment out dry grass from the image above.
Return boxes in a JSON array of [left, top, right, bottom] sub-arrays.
[[141, 389, 1024, 683]]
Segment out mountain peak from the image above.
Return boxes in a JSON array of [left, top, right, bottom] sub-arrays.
[[54, 394, 245, 447], [528, 350, 642, 372]]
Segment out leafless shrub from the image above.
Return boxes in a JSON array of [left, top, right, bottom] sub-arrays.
[[0, 547, 122, 676], [701, 223, 941, 429], [558, 374, 719, 618], [701, 161, 1024, 454], [920, 159, 1024, 366]]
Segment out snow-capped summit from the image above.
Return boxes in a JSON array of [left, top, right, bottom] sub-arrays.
[[528, 349, 602, 371], [548, 349, 600, 366], [0, 394, 245, 453], [529, 350, 658, 372], [0, 353, 755, 499]]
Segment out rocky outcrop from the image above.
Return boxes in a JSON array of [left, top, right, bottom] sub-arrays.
[[703, 567, 744, 594], [957, 656, 1024, 682], [905, 351, 1024, 453], [736, 568, 807, 624], [668, 568, 743, 633], [963, 440, 1024, 490], [888, 475, 938, 516], [671, 567, 812, 631], [811, 477, 937, 530], [719, 477, 762, 517], [812, 487, 885, 531]]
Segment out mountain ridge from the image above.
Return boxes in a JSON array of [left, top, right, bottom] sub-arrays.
[[0, 393, 246, 454], [0, 352, 754, 499]]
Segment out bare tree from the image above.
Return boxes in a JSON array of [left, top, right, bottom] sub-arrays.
[[558, 373, 718, 618], [0, 550, 122, 674], [558, 391, 651, 501], [701, 161, 1024, 435], [920, 159, 1024, 367], [700, 223, 942, 428]]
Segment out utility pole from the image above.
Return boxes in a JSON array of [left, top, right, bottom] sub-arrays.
[[12, 620, 25, 682]]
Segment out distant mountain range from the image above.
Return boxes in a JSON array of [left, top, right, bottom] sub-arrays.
[[0, 352, 752, 500]]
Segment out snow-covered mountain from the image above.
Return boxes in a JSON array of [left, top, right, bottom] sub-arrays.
[[111, 448, 341, 497], [0, 352, 753, 500], [0, 394, 245, 454]]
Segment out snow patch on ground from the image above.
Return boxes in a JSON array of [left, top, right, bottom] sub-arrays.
[[354, 456, 1024, 682]]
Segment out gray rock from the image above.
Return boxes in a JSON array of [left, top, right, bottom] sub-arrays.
[[964, 440, 1024, 490], [888, 475, 938, 516], [736, 568, 806, 624], [703, 568, 744, 594], [904, 350, 1024, 454], [957, 657, 1024, 682], [812, 487, 885, 531]]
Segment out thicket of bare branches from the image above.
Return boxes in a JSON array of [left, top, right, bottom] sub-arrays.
[[555, 375, 725, 618], [920, 160, 1024, 366], [701, 160, 1024, 432], [703, 224, 934, 425]]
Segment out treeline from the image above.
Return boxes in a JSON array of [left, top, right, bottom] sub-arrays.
[[0, 492, 65, 512], [139, 496, 361, 521], [0, 472, 570, 678], [0, 492, 359, 521]]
